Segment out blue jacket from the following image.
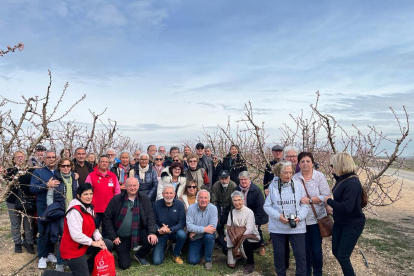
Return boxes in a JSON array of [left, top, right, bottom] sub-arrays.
[[133, 163, 158, 202], [186, 203, 218, 240], [30, 166, 55, 210], [153, 199, 186, 235], [39, 202, 65, 244]]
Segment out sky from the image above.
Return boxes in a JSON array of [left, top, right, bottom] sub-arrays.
[[1, 0, 413, 156]]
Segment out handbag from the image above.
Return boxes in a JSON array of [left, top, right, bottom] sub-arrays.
[[15, 188, 36, 212], [92, 249, 116, 276], [300, 179, 333, 237], [227, 210, 247, 260]]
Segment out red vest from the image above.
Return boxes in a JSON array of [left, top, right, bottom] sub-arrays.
[[88, 170, 118, 213], [60, 205, 95, 259]]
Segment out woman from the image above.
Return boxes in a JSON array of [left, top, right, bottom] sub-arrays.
[[178, 180, 199, 211], [87, 153, 97, 168], [185, 153, 209, 190], [47, 157, 79, 271], [130, 153, 158, 201], [293, 152, 330, 276], [211, 154, 223, 185], [5, 150, 35, 254], [226, 191, 261, 274], [60, 183, 113, 276], [324, 153, 365, 276], [156, 162, 186, 200], [264, 161, 309, 276], [153, 152, 165, 181], [222, 145, 247, 185], [110, 150, 133, 190]]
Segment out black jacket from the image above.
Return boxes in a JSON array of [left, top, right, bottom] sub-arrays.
[[5, 167, 35, 204], [327, 172, 365, 227], [236, 183, 268, 225], [263, 159, 279, 190], [222, 154, 247, 185], [110, 163, 132, 185], [212, 162, 223, 185], [103, 191, 157, 241]]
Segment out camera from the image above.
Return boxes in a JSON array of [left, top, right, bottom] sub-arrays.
[[285, 214, 297, 228]]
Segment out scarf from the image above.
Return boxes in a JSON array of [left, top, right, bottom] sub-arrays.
[[118, 164, 130, 184], [239, 183, 251, 205], [61, 172, 73, 208], [154, 165, 164, 178], [138, 164, 149, 181], [116, 193, 140, 248]]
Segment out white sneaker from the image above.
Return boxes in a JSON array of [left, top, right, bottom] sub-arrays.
[[56, 264, 64, 272], [47, 253, 57, 263], [38, 257, 47, 269]]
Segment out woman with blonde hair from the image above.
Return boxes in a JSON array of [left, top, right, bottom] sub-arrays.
[[324, 152, 365, 276], [178, 180, 200, 211]]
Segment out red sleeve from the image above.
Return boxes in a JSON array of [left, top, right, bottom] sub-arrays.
[[203, 171, 210, 184]]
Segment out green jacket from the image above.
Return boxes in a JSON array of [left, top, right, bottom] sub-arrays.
[[211, 180, 237, 222]]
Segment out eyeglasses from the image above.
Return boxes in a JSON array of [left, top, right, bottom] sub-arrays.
[[45, 156, 56, 159], [173, 159, 179, 162], [60, 164, 71, 168], [107, 154, 116, 157], [286, 155, 297, 158], [188, 160, 197, 163], [155, 158, 163, 161], [187, 186, 197, 189], [196, 147, 203, 150], [212, 157, 218, 160], [173, 168, 181, 170], [140, 159, 149, 162]]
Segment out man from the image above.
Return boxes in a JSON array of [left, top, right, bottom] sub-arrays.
[[147, 145, 157, 163], [284, 145, 300, 173], [235, 171, 268, 256], [152, 184, 186, 265], [106, 148, 120, 169], [263, 145, 284, 195], [204, 145, 213, 158], [158, 146, 166, 157], [131, 150, 142, 166], [85, 155, 120, 236], [73, 147, 94, 184], [103, 178, 157, 269], [163, 146, 180, 167], [195, 143, 213, 184], [211, 170, 237, 252], [30, 144, 46, 167], [186, 190, 217, 270], [30, 150, 59, 268], [110, 150, 133, 190]]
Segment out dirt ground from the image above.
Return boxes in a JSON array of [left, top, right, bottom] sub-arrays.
[[1, 174, 413, 276]]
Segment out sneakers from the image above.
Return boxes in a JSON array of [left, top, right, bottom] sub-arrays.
[[38, 257, 47, 269], [14, 244, 22, 253], [47, 253, 57, 263], [22, 242, 35, 254], [172, 255, 184, 265], [134, 254, 150, 266], [227, 263, 235, 269], [244, 264, 255, 274], [259, 245, 265, 256], [205, 261, 213, 270], [55, 264, 64, 272]]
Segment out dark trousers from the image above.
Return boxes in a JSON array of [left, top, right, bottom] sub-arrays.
[[37, 207, 55, 258], [332, 223, 364, 276], [271, 233, 306, 276], [64, 239, 113, 276], [114, 229, 153, 270], [95, 213, 107, 238], [257, 225, 265, 245], [305, 224, 323, 276], [243, 240, 261, 264]]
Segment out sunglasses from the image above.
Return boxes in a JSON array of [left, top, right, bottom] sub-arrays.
[[196, 147, 203, 150], [173, 159, 179, 162], [187, 186, 197, 189], [60, 164, 71, 168], [155, 158, 163, 161]]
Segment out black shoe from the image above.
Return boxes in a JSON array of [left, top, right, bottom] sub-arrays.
[[15, 244, 22, 253], [23, 242, 35, 254]]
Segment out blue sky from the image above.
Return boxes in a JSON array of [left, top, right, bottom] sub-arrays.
[[1, 0, 413, 155]]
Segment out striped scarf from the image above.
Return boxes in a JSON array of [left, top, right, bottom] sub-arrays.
[[115, 193, 140, 247]]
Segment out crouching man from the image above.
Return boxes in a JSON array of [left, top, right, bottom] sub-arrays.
[[186, 189, 217, 270], [103, 177, 158, 269], [152, 184, 187, 265]]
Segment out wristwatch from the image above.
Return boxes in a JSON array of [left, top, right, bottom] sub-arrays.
[[309, 198, 313, 204]]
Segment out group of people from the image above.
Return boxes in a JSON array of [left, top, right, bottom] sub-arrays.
[[3, 142, 365, 276]]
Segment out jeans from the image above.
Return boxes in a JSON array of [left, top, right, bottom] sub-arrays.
[[271, 233, 306, 276], [94, 213, 107, 238], [305, 224, 323, 276], [56, 218, 64, 265], [188, 233, 215, 264], [332, 223, 364, 276], [6, 202, 34, 244], [152, 230, 187, 265], [37, 206, 54, 258]]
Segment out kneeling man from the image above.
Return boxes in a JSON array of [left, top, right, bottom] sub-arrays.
[[103, 177, 158, 269], [152, 184, 186, 265], [186, 189, 217, 270]]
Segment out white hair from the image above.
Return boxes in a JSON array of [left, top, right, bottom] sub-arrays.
[[196, 189, 210, 201], [119, 150, 132, 160], [162, 184, 175, 193], [283, 146, 299, 159], [231, 190, 244, 200]]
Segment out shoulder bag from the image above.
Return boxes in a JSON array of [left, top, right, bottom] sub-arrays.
[[300, 179, 333, 237]]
